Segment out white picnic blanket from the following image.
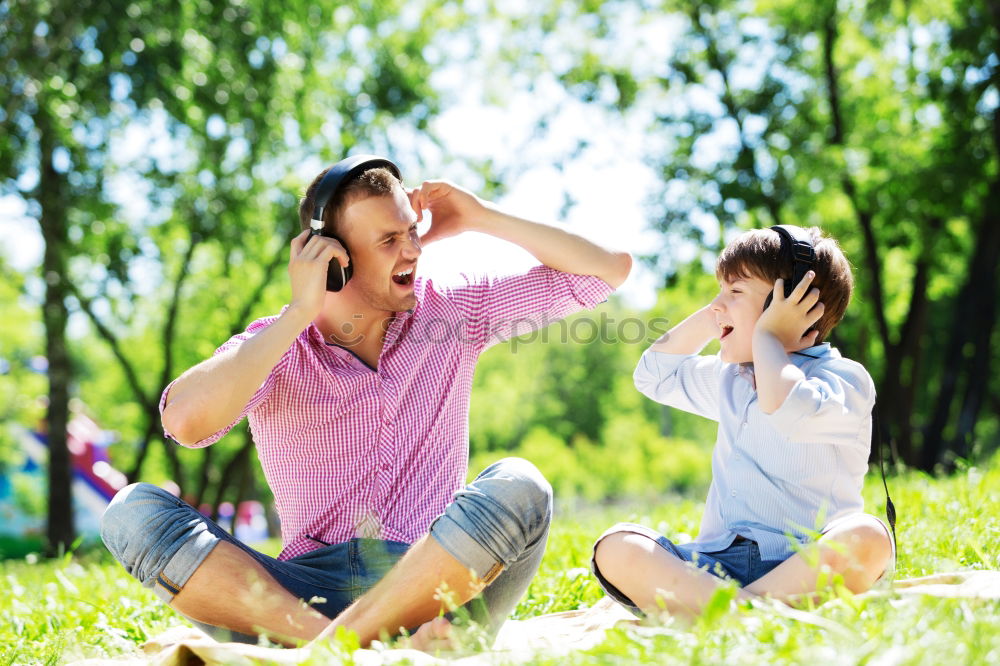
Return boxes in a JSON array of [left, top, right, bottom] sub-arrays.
[[70, 570, 1000, 666]]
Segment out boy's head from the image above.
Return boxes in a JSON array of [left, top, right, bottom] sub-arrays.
[[712, 226, 853, 361]]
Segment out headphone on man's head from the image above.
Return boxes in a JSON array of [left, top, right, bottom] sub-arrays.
[[762, 224, 816, 311], [310, 154, 402, 292]]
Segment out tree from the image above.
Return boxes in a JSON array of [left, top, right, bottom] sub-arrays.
[[0, 0, 460, 547], [488, 0, 1000, 469]]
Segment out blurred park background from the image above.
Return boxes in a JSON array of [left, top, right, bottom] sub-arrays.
[[1, 0, 998, 557]]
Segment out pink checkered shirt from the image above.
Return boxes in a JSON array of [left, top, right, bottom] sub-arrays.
[[160, 266, 614, 560]]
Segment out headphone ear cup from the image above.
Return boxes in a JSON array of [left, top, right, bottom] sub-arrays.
[[325, 246, 353, 292]]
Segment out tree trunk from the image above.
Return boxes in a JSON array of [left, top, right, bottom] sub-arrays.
[[948, 207, 1000, 460], [38, 109, 74, 555]]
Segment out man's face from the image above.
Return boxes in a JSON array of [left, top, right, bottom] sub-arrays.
[[339, 185, 421, 313], [710, 275, 772, 364]]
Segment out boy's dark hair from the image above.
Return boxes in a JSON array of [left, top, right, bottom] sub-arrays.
[[715, 226, 854, 342], [298, 166, 400, 235]]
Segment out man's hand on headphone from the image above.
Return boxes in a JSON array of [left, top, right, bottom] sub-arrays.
[[287, 230, 348, 320], [407, 180, 492, 246]]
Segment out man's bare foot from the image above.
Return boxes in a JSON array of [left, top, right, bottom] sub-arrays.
[[407, 616, 456, 652]]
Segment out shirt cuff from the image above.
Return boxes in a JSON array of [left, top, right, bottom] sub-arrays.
[[158, 379, 229, 448], [158, 380, 182, 444], [566, 273, 615, 308], [635, 348, 694, 379]]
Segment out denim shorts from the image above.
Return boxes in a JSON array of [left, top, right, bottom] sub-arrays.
[[591, 523, 784, 614]]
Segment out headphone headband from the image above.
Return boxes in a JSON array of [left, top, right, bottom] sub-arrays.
[[311, 154, 402, 231], [770, 224, 816, 297]]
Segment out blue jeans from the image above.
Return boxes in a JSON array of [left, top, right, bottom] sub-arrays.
[[101, 457, 552, 642], [591, 523, 784, 615]]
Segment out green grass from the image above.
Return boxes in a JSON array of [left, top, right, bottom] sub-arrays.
[[3, 459, 999, 664]]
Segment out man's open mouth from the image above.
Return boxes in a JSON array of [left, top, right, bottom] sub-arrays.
[[392, 267, 414, 286], [721, 325, 734, 339]]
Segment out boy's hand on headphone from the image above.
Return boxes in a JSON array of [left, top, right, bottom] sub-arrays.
[[287, 230, 348, 320], [407, 180, 490, 246], [754, 271, 823, 350]]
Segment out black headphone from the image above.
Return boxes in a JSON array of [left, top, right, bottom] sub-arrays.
[[310, 154, 402, 292], [762, 224, 816, 310]]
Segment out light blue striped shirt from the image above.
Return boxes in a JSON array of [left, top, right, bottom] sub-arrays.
[[634, 343, 876, 562]]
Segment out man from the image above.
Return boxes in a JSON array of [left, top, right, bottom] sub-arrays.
[[101, 155, 631, 648]]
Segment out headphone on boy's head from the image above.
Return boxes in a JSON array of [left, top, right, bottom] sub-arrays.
[[762, 224, 816, 311], [310, 154, 402, 292]]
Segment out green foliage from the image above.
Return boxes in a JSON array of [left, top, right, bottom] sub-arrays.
[[3, 458, 999, 663], [471, 422, 711, 503], [484, 0, 1000, 469], [0, 262, 46, 471], [0, 0, 468, 518]]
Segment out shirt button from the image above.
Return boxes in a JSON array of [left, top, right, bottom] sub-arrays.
[[731, 490, 737, 497]]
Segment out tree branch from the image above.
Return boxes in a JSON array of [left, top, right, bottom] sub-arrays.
[[821, 8, 893, 354], [68, 282, 154, 413]]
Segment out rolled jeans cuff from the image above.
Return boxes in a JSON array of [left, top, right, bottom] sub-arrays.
[[150, 528, 219, 603], [428, 457, 552, 585], [431, 512, 506, 584]]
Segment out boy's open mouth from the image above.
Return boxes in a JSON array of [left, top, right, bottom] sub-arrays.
[[721, 325, 734, 339], [392, 267, 414, 286]]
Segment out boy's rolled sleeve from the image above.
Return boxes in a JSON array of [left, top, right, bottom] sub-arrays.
[[764, 360, 876, 443], [634, 349, 722, 422]]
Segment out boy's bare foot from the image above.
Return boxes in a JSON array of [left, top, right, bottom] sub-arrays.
[[407, 616, 456, 652]]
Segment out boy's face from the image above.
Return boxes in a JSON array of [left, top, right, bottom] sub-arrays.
[[710, 276, 773, 364]]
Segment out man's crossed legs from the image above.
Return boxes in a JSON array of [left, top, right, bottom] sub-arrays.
[[101, 457, 551, 647]]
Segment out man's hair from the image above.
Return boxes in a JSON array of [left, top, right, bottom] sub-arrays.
[[298, 166, 400, 236], [715, 226, 854, 342]]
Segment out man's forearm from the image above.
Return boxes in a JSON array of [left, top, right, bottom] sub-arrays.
[[474, 208, 632, 288], [752, 330, 805, 413], [161, 307, 313, 444]]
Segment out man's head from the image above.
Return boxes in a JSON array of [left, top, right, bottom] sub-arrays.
[[299, 165, 421, 312], [710, 226, 853, 362]]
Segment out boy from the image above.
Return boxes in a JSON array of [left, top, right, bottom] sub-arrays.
[[592, 226, 893, 619]]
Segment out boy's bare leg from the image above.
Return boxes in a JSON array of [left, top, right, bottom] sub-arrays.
[[744, 514, 892, 602], [314, 535, 483, 647], [594, 532, 754, 620], [171, 541, 330, 645]]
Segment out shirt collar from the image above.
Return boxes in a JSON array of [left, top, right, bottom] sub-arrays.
[[790, 342, 836, 364]]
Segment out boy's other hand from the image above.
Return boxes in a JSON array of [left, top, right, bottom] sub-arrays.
[[754, 271, 823, 350]]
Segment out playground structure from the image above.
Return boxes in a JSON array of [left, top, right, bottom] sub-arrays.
[[0, 412, 269, 543], [0, 413, 126, 537]]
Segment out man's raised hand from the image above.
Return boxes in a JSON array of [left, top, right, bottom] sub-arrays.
[[407, 180, 492, 246]]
